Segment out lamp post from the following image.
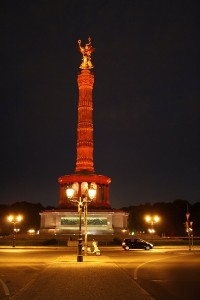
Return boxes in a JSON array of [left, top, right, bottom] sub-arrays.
[[83, 187, 96, 255], [145, 215, 160, 243], [186, 211, 193, 252], [7, 215, 23, 247], [66, 185, 96, 262], [66, 188, 84, 262]]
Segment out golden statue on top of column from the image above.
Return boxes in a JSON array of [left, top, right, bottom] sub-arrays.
[[78, 37, 95, 69]]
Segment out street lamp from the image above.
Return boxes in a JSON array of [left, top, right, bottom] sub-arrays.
[[145, 215, 160, 242], [66, 184, 96, 262], [7, 215, 23, 247], [186, 211, 193, 252], [83, 186, 96, 256]]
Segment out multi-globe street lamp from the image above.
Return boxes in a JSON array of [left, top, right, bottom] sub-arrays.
[[66, 185, 96, 262], [145, 215, 160, 242], [7, 215, 23, 247], [186, 211, 193, 252]]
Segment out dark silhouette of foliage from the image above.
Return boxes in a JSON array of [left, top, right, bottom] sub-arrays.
[[126, 200, 200, 237], [0, 202, 55, 235], [0, 200, 200, 236]]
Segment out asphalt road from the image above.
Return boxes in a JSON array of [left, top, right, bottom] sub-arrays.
[[0, 246, 199, 300]]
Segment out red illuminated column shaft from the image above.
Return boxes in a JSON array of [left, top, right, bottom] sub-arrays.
[[75, 69, 95, 173]]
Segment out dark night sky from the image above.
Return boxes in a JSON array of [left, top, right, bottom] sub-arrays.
[[1, 0, 199, 209]]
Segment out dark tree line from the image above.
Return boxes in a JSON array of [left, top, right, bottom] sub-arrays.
[[0, 202, 55, 235], [123, 199, 200, 237], [0, 200, 200, 236]]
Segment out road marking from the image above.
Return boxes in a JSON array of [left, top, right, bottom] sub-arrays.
[[152, 279, 169, 282], [115, 263, 156, 300], [0, 279, 10, 296], [134, 253, 186, 280]]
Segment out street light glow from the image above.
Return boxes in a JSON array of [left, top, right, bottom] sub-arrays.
[[16, 215, 23, 222], [66, 187, 75, 199], [7, 215, 23, 223], [154, 216, 160, 223], [145, 215, 160, 224], [7, 215, 13, 222], [88, 187, 96, 200], [145, 214, 160, 243], [145, 215, 151, 222]]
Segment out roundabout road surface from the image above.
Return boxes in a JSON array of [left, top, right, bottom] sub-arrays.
[[0, 246, 199, 300]]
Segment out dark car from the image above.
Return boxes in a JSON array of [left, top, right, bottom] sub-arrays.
[[122, 238, 153, 250]]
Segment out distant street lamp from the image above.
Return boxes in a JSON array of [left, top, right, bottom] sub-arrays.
[[66, 185, 96, 262], [7, 215, 23, 247], [186, 211, 193, 252], [145, 215, 160, 242]]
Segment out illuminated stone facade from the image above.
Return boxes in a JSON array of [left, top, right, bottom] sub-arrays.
[[40, 209, 128, 235]]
